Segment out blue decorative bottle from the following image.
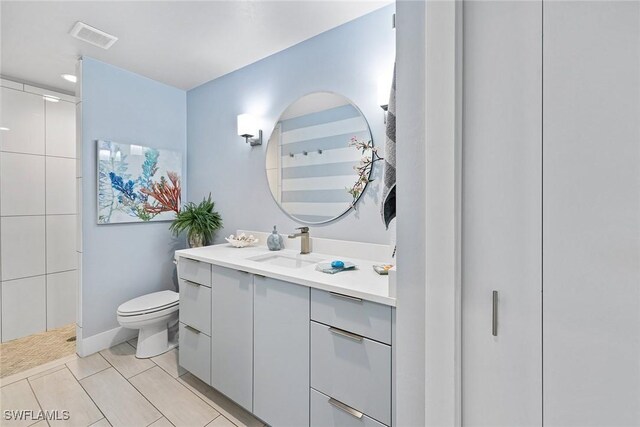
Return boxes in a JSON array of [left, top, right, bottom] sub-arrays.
[[267, 226, 284, 251]]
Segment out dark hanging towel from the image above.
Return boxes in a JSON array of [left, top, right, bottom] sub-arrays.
[[381, 64, 396, 229]]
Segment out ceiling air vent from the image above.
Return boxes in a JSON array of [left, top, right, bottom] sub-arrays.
[[69, 21, 118, 49]]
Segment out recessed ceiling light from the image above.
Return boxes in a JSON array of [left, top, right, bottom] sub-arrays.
[[61, 74, 77, 83], [0, 127, 10, 131], [43, 95, 60, 103]]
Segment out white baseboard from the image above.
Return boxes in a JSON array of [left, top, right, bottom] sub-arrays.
[[77, 325, 137, 357]]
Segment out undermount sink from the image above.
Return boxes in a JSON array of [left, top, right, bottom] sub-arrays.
[[248, 253, 324, 269]]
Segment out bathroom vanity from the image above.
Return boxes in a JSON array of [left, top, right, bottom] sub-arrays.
[[175, 236, 395, 427]]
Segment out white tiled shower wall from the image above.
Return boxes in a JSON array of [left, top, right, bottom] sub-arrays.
[[0, 78, 77, 342]]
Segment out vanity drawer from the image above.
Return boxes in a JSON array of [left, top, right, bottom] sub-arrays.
[[311, 388, 387, 427], [179, 322, 211, 384], [178, 257, 211, 287], [179, 279, 211, 336], [310, 321, 391, 426], [311, 288, 392, 344]]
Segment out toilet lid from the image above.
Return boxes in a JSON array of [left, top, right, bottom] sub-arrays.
[[117, 290, 179, 316]]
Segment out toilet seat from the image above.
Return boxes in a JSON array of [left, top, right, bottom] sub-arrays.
[[117, 290, 179, 358], [117, 290, 179, 317]]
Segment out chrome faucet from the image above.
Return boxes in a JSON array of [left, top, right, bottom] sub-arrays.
[[288, 227, 310, 254]]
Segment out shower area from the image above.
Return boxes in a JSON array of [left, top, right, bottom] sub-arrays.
[[0, 78, 77, 376]]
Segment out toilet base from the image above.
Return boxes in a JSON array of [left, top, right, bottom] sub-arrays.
[[135, 321, 177, 359]]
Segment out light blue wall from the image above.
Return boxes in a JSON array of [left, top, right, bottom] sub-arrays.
[[80, 57, 187, 338], [187, 5, 395, 245]]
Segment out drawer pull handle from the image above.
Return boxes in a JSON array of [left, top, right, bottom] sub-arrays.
[[184, 325, 201, 334], [328, 398, 363, 419], [183, 279, 201, 287], [329, 292, 362, 303], [329, 327, 363, 342], [183, 257, 201, 263], [254, 274, 266, 279]]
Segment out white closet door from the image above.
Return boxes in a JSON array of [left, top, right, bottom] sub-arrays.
[[462, 1, 542, 426], [543, 2, 640, 426]]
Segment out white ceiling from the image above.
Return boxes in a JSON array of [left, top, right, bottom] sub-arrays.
[[1, 0, 391, 94]]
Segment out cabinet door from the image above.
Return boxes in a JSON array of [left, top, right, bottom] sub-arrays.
[[543, 2, 640, 425], [179, 322, 211, 384], [254, 276, 310, 427], [211, 266, 253, 412], [462, 1, 542, 426], [179, 278, 211, 335]]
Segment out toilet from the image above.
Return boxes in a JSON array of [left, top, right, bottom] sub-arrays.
[[117, 290, 179, 358]]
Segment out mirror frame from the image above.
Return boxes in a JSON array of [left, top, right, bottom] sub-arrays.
[[264, 91, 375, 225]]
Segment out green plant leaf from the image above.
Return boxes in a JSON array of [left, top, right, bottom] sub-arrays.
[[170, 194, 222, 245]]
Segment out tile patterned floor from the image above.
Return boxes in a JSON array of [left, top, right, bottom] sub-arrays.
[[0, 342, 265, 427]]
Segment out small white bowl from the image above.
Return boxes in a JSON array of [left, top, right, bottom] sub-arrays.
[[225, 236, 258, 248]]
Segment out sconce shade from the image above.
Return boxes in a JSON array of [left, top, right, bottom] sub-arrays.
[[237, 113, 262, 146], [237, 113, 256, 137]]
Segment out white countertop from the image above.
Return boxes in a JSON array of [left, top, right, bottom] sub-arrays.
[[175, 244, 395, 307]]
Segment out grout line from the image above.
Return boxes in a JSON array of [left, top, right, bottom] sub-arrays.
[[0, 354, 78, 387], [0, 212, 45, 220], [0, 151, 3, 321], [176, 374, 252, 427], [73, 366, 111, 423], [68, 362, 110, 382], [1, 213, 77, 217], [174, 375, 225, 416], [80, 365, 163, 427], [145, 416, 172, 427], [6, 343, 255, 427], [0, 150, 76, 160], [25, 364, 67, 383], [1, 269, 78, 283], [122, 363, 156, 381], [152, 357, 186, 379], [25, 375, 46, 419], [44, 96, 48, 335], [29, 366, 109, 426], [125, 367, 177, 426]]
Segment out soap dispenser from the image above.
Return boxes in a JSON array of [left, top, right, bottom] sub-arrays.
[[267, 225, 284, 251]]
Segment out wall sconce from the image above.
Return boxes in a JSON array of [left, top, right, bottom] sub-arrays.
[[237, 114, 262, 146]]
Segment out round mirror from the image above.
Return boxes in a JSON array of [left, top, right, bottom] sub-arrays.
[[265, 92, 375, 224]]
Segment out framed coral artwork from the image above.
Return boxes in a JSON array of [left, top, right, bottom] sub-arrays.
[[97, 140, 182, 224]]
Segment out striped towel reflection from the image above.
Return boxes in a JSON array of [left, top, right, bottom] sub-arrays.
[[381, 64, 396, 229]]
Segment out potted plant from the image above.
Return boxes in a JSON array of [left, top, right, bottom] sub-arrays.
[[170, 194, 222, 247]]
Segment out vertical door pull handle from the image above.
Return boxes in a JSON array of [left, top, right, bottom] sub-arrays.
[[492, 290, 498, 336]]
